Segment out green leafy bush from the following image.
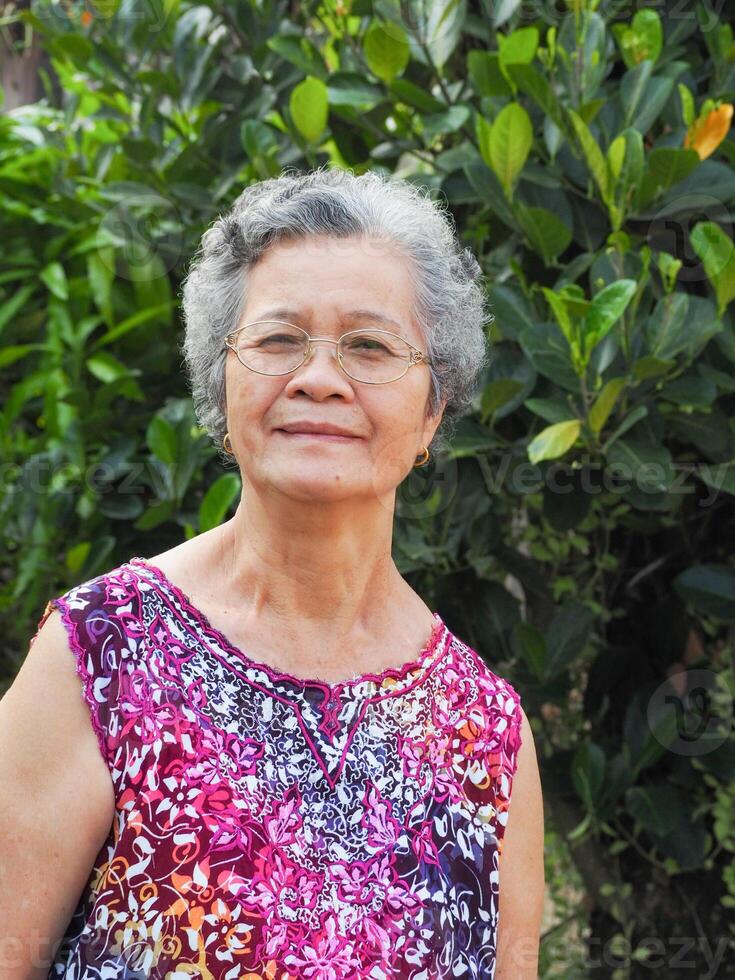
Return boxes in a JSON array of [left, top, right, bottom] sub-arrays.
[[2, 0, 734, 974]]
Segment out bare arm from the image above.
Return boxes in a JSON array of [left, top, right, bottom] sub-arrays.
[[0, 608, 116, 979], [495, 706, 545, 980]]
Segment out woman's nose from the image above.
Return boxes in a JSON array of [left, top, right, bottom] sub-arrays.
[[301, 340, 340, 370], [285, 339, 354, 395]]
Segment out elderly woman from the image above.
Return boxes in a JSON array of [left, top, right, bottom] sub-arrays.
[[2, 167, 543, 979]]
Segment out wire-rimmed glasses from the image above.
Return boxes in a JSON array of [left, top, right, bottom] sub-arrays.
[[224, 320, 432, 385]]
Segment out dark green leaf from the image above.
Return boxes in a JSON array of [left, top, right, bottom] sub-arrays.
[[516, 204, 573, 262], [674, 564, 735, 619], [545, 601, 596, 677]]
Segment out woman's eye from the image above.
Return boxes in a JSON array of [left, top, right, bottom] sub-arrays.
[[260, 334, 300, 346], [349, 337, 389, 352]]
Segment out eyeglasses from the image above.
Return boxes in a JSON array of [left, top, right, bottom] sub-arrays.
[[224, 320, 432, 385]]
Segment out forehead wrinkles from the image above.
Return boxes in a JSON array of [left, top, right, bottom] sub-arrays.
[[250, 306, 405, 333]]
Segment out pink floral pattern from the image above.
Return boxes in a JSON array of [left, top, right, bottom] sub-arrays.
[[31, 557, 523, 979]]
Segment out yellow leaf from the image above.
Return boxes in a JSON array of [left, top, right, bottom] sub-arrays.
[[589, 378, 626, 434], [684, 103, 734, 161], [527, 419, 581, 464]]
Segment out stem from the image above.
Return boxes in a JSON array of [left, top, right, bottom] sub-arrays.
[[611, 817, 673, 875]]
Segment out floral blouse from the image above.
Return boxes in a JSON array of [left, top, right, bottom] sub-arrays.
[[31, 557, 523, 980]]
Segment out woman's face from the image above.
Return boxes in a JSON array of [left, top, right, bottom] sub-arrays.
[[224, 234, 446, 505]]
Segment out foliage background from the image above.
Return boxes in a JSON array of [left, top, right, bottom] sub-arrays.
[[2, 0, 735, 976]]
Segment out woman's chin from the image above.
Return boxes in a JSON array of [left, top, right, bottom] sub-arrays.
[[264, 464, 363, 498]]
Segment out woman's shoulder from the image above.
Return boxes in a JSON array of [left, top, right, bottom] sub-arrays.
[[129, 533, 220, 599], [440, 625, 525, 771]]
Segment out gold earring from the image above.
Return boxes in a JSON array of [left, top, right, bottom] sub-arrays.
[[414, 446, 430, 467], [223, 431, 233, 454]]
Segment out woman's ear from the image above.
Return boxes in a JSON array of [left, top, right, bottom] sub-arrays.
[[424, 397, 448, 446]]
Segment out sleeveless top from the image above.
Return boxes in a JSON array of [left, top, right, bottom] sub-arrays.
[[30, 557, 523, 980]]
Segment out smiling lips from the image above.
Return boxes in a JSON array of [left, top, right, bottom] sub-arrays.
[[276, 422, 361, 439]]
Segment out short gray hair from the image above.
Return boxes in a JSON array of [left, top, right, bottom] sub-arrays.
[[180, 165, 491, 464]]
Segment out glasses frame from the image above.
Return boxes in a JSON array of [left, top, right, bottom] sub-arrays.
[[223, 319, 432, 385]]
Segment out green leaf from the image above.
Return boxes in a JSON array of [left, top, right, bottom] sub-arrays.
[[607, 135, 626, 180], [696, 463, 735, 499], [52, 33, 94, 63], [582, 279, 637, 358], [632, 9, 663, 62], [387, 78, 446, 112], [86, 352, 131, 383], [567, 108, 610, 205], [467, 51, 511, 98], [488, 283, 536, 340], [464, 158, 515, 228], [519, 322, 580, 392], [512, 621, 546, 679], [87, 249, 115, 327], [481, 379, 524, 421], [632, 355, 676, 381], [674, 564, 735, 619], [690, 222, 735, 315], [636, 148, 700, 208], [421, 104, 470, 140], [545, 601, 596, 677], [505, 63, 570, 138], [606, 438, 673, 493], [290, 76, 329, 143], [589, 378, 626, 433], [517, 205, 572, 262], [616, 128, 645, 190], [482, 345, 537, 421], [678, 82, 695, 126], [240, 119, 278, 164], [199, 473, 241, 533], [670, 408, 733, 462], [446, 418, 501, 458], [627, 784, 682, 837], [40, 261, 68, 300], [326, 72, 383, 109], [567, 812, 593, 841], [630, 76, 673, 134], [661, 375, 717, 409], [0, 283, 34, 337], [134, 499, 177, 531], [147, 416, 178, 465], [0, 344, 42, 368], [541, 287, 577, 350], [364, 21, 410, 83], [266, 34, 325, 76], [601, 405, 648, 451], [484, 102, 533, 196], [91, 302, 174, 349], [616, 10, 663, 69], [525, 398, 576, 423], [527, 419, 581, 463], [619, 59, 652, 128], [498, 26, 539, 69], [644, 293, 692, 360], [572, 742, 607, 806], [578, 100, 604, 126], [558, 12, 607, 103], [415, 0, 466, 71]]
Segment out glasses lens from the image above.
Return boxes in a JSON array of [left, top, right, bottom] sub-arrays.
[[339, 330, 411, 383], [234, 321, 307, 375]]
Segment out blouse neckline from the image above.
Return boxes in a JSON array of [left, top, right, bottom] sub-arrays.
[[126, 556, 449, 696]]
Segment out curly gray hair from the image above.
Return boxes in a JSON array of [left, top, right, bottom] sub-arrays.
[[180, 165, 491, 464]]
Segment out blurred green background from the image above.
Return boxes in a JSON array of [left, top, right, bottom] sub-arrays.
[[1, 1, 735, 975]]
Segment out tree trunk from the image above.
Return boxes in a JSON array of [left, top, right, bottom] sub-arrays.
[[0, 2, 44, 112]]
